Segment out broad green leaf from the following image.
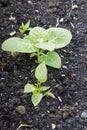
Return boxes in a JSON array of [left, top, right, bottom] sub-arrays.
[[2, 37, 37, 53], [35, 42, 55, 51], [32, 93, 43, 106], [40, 86, 50, 92], [28, 27, 46, 44], [47, 27, 72, 49], [38, 51, 61, 69], [24, 84, 36, 93], [24, 35, 31, 41], [35, 62, 47, 83]]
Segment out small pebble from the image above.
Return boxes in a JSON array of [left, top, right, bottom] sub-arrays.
[[35, 10, 39, 13], [15, 105, 26, 114], [51, 123, 56, 129], [62, 65, 67, 69], [9, 15, 16, 21], [59, 18, 64, 23], [10, 31, 16, 36], [47, 92, 55, 99], [58, 96, 62, 103], [61, 74, 65, 77], [63, 112, 70, 119], [84, 77, 87, 81], [27, 1, 32, 4], [81, 111, 87, 119], [70, 22, 75, 28], [72, 5, 78, 10]]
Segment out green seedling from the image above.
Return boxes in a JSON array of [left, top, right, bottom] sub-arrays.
[[2, 26, 72, 106], [19, 20, 32, 34], [2, 27, 72, 69], [24, 62, 50, 106]]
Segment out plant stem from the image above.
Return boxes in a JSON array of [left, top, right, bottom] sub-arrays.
[[36, 81, 41, 88], [37, 49, 40, 63], [37, 49, 44, 63]]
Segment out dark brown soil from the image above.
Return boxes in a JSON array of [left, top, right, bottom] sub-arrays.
[[0, 0, 87, 130]]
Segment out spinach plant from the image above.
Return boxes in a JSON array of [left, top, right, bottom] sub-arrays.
[[2, 26, 72, 106], [24, 62, 50, 106], [2, 27, 72, 69]]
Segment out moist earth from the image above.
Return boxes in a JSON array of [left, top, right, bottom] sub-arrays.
[[0, 0, 87, 130]]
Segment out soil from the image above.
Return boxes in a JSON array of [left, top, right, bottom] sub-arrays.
[[0, 0, 87, 130]]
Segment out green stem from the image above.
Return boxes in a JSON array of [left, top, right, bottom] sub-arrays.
[[37, 49, 44, 63], [37, 50, 40, 63], [36, 81, 41, 88], [35, 81, 42, 93]]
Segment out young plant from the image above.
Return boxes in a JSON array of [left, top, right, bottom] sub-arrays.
[[19, 20, 32, 34], [1, 26, 72, 106], [2, 27, 72, 69], [24, 62, 50, 106]]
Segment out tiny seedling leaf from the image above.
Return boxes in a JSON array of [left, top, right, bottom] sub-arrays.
[[40, 86, 50, 92], [19, 20, 31, 34], [25, 20, 30, 30], [35, 62, 47, 83], [39, 51, 61, 69], [24, 84, 36, 93], [32, 93, 43, 106]]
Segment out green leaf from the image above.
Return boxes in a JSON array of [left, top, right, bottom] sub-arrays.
[[38, 51, 61, 69], [35, 42, 55, 51], [19, 22, 25, 34], [40, 86, 50, 92], [19, 20, 30, 34], [47, 27, 72, 49], [28, 27, 46, 44], [2, 37, 37, 53], [35, 62, 47, 83], [32, 93, 43, 106], [25, 20, 30, 30], [30, 53, 37, 58], [24, 84, 36, 93]]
